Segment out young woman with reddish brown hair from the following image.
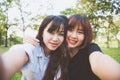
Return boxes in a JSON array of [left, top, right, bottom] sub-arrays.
[[67, 14, 120, 80]]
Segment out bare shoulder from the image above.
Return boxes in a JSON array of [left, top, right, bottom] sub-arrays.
[[89, 51, 120, 80]]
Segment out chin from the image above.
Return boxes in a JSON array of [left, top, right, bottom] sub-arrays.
[[49, 48, 57, 51], [68, 45, 76, 48]]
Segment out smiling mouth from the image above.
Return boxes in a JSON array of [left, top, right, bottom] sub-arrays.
[[69, 39, 77, 45], [50, 43, 59, 47]]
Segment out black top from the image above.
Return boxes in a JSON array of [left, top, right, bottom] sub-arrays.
[[68, 43, 102, 80]]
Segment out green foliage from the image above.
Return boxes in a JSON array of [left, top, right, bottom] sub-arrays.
[[60, 8, 76, 15], [12, 73, 21, 80], [61, 0, 120, 48], [7, 0, 13, 3], [10, 36, 23, 45]]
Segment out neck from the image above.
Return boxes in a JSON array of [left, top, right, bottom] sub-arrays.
[[69, 47, 79, 58], [44, 46, 51, 56]]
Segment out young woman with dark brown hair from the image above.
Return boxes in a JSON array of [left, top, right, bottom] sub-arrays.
[[1, 15, 70, 80]]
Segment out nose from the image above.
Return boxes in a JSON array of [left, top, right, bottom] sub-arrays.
[[71, 31, 77, 38], [52, 34, 59, 41]]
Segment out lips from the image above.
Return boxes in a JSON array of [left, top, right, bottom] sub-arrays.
[[68, 39, 77, 45], [50, 42, 59, 47]]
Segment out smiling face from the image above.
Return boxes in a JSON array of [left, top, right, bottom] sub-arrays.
[[67, 25, 85, 49], [43, 21, 64, 51], [67, 14, 93, 50]]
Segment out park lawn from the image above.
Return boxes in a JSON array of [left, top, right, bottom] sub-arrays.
[[101, 48, 120, 63], [0, 46, 10, 54], [0, 46, 120, 80]]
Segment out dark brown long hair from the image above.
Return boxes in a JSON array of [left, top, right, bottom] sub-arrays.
[[68, 14, 93, 49], [36, 15, 70, 80]]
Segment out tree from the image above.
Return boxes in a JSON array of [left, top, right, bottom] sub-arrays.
[[14, 0, 31, 33], [0, 0, 13, 47], [61, 0, 120, 48]]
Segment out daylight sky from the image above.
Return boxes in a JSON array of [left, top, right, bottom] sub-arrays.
[[8, 0, 77, 20], [7, 0, 77, 37]]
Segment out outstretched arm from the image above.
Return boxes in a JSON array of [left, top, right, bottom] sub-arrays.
[[89, 51, 120, 80], [1, 45, 28, 79]]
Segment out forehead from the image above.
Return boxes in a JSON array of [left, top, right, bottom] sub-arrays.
[[69, 18, 83, 29], [46, 21, 64, 32]]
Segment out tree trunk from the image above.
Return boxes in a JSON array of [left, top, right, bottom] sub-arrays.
[[117, 39, 120, 48], [5, 26, 8, 47], [106, 36, 109, 48]]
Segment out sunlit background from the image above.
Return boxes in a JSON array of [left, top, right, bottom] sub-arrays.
[[0, 0, 120, 48]]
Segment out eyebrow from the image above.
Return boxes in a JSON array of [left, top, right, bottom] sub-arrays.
[[78, 29, 83, 30]]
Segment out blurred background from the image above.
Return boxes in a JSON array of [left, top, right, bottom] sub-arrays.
[[0, 0, 120, 80]]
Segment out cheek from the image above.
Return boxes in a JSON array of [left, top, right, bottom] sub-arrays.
[[79, 35, 85, 42], [43, 36, 47, 44], [59, 37, 64, 43], [43, 33, 50, 43], [66, 31, 71, 39], [67, 31, 70, 36]]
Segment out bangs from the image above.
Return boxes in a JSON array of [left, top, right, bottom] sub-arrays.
[[68, 17, 82, 28], [48, 17, 64, 33]]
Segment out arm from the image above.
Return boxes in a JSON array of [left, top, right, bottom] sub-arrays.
[[89, 51, 120, 80], [1, 45, 28, 79], [0, 55, 5, 80]]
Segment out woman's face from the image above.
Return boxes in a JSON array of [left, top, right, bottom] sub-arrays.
[[67, 25, 85, 48], [43, 21, 64, 51]]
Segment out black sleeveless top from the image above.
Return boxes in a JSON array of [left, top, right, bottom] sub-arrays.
[[68, 43, 102, 80]]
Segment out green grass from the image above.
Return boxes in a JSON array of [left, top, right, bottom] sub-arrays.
[[0, 46, 120, 80], [101, 48, 120, 63], [12, 73, 21, 80], [0, 46, 10, 54]]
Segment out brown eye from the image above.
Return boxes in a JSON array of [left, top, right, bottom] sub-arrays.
[[49, 31, 54, 35], [59, 31, 64, 36], [68, 28, 73, 31], [78, 30, 84, 34]]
